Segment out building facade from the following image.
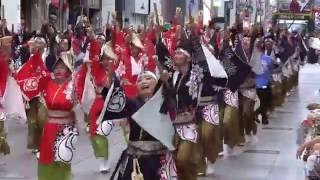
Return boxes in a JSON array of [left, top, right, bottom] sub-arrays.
[[1, 0, 21, 32]]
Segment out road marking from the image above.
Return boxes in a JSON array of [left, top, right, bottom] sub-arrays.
[[261, 127, 293, 131], [244, 149, 280, 155]]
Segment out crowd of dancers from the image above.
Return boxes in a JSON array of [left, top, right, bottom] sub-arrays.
[[0, 8, 308, 180]]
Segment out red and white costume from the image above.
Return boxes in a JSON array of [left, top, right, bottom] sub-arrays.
[[15, 53, 84, 164]]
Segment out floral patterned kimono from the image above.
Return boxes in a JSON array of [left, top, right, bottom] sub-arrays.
[[15, 53, 82, 180]]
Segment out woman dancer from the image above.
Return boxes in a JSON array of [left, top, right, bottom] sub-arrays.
[[16, 51, 83, 180], [80, 41, 118, 173], [97, 68, 176, 179], [0, 36, 26, 159]]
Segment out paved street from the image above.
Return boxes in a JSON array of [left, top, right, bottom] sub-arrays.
[[1, 64, 320, 180]]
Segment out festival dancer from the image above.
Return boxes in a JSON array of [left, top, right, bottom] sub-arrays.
[[289, 31, 302, 89], [24, 36, 48, 158], [83, 46, 176, 179], [123, 32, 145, 98], [80, 41, 118, 173], [237, 32, 262, 143], [147, 10, 201, 179], [277, 30, 296, 99], [0, 35, 26, 160], [188, 19, 229, 175], [104, 69, 176, 180], [269, 34, 284, 112], [15, 51, 83, 180], [218, 30, 251, 154], [0, 60, 10, 159], [84, 17, 175, 178]]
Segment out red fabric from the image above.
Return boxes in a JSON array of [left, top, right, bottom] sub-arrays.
[[216, 33, 222, 50], [197, 17, 204, 36], [113, 27, 137, 97], [89, 96, 104, 136], [74, 39, 105, 102], [0, 54, 9, 97], [39, 81, 74, 164], [15, 52, 77, 164], [39, 123, 60, 164], [143, 30, 157, 72], [44, 81, 73, 111], [123, 84, 137, 99], [88, 39, 101, 61], [290, 0, 301, 13], [50, 0, 69, 10], [15, 53, 50, 100], [113, 29, 131, 75], [91, 60, 109, 87], [163, 27, 178, 58], [302, 119, 313, 127], [74, 64, 87, 102], [144, 30, 156, 45], [173, 15, 180, 26], [71, 37, 82, 55]]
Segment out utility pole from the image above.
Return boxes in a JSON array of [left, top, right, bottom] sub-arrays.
[[86, 0, 89, 20], [235, 0, 240, 23], [210, 0, 214, 19], [254, 0, 258, 24], [259, 0, 262, 27], [44, 0, 49, 23], [1, 4, 4, 19], [59, 0, 64, 31]]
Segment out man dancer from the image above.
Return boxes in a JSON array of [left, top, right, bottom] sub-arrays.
[[161, 39, 200, 180], [238, 33, 260, 144], [25, 36, 48, 158]]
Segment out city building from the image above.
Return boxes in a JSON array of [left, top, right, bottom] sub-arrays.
[[0, 0, 106, 32]]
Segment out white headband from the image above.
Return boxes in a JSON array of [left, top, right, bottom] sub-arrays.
[[137, 71, 157, 80], [34, 37, 47, 44], [175, 48, 191, 58], [59, 38, 69, 43], [264, 38, 274, 43], [96, 35, 106, 41]]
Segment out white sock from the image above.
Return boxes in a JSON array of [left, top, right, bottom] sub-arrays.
[[98, 157, 110, 172], [206, 161, 215, 175], [0, 155, 6, 166], [251, 135, 259, 145], [245, 135, 252, 143], [104, 157, 110, 171], [36, 151, 40, 159], [225, 145, 235, 156], [98, 158, 106, 171]]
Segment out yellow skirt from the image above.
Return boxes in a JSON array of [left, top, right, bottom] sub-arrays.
[[223, 105, 240, 148]]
